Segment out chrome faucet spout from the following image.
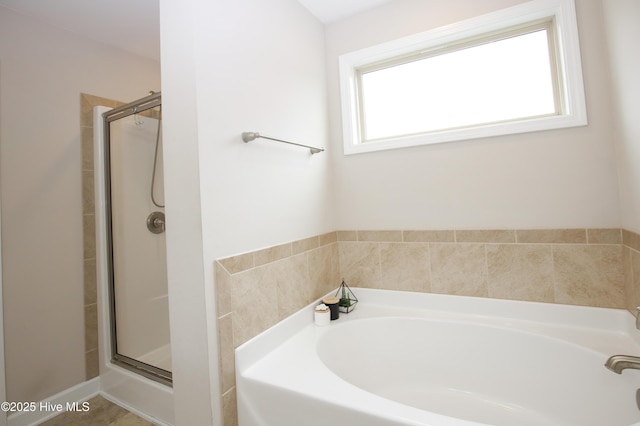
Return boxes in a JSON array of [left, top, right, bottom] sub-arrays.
[[605, 355, 640, 374]]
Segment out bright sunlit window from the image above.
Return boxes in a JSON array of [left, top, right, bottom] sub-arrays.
[[360, 23, 557, 140], [339, 0, 587, 155]]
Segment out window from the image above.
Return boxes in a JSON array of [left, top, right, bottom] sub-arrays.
[[359, 22, 558, 141], [339, 0, 586, 155]]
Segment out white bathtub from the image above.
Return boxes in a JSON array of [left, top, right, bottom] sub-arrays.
[[236, 289, 640, 426]]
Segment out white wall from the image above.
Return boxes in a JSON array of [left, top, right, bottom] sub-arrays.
[[326, 0, 621, 230], [160, 0, 215, 423], [160, 0, 329, 423], [602, 0, 640, 235], [0, 6, 160, 403], [194, 0, 332, 257]]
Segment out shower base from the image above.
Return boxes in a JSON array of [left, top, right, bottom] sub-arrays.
[[138, 343, 172, 372]]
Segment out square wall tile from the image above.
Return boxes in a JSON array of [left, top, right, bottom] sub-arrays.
[[308, 244, 339, 300], [553, 245, 624, 308], [273, 254, 311, 320], [338, 242, 381, 288], [379, 243, 430, 292], [230, 266, 279, 347], [430, 244, 488, 297], [486, 244, 554, 302]]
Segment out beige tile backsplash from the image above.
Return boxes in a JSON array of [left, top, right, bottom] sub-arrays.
[[216, 227, 640, 426]]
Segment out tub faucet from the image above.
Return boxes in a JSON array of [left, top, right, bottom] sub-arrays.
[[605, 308, 640, 374], [605, 355, 640, 374]]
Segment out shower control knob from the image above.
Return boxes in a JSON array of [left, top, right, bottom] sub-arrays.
[[147, 211, 166, 234]]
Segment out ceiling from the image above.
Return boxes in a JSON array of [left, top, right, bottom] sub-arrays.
[[0, 0, 393, 63], [296, 0, 393, 24]]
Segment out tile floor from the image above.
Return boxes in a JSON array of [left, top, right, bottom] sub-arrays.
[[38, 395, 156, 426]]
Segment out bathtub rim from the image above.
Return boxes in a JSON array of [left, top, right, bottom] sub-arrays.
[[236, 287, 638, 373]]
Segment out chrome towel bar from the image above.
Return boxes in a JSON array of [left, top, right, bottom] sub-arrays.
[[242, 132, 324, 154]]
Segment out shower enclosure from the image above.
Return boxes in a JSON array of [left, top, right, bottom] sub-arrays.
[[94, 91, 172, 388]]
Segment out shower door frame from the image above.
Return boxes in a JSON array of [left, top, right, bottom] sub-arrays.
[[101, 91, 172, 386]]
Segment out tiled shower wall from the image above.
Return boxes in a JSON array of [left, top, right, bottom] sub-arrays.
[[80, 93, 124, 380], [215, 227, 640, 426]]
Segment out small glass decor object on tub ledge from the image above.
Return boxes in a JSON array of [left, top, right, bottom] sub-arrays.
[[335, 280, 358, 313]]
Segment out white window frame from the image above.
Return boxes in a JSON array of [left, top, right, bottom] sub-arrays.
[[339, 0, 587, 155]]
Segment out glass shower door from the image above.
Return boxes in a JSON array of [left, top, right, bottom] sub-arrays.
[[103, 92, 171, 385]]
